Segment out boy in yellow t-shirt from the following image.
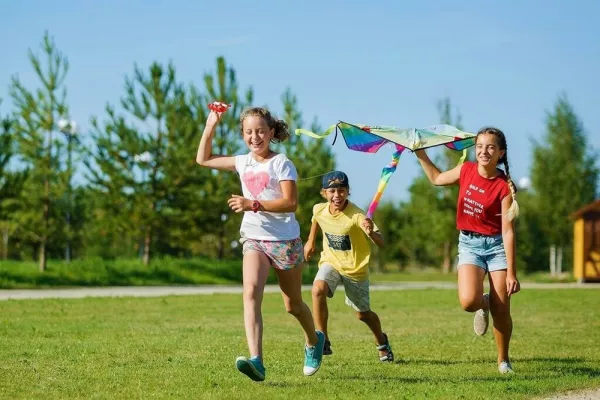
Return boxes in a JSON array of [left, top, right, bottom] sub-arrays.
[[304, 171, 394, 362]]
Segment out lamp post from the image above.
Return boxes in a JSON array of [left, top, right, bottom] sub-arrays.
[[58, 118, 78, 262], [517, 176, 531, 191], [134, 151, 153, 261]]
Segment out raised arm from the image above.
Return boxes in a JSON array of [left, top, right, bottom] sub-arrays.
[[196, 111, 236, 172], [414, 149, 462, 186]]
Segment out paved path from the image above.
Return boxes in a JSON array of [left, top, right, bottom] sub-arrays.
[[543, 387, 600, 400], [0, 281, 597, 301]]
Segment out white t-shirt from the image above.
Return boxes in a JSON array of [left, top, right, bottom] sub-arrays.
[[234, 152, 301, 241]]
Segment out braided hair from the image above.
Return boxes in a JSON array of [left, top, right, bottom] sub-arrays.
[[476, 127, 519, 221]]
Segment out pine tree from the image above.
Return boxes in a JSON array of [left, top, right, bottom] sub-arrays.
[[10, 32, 70, 270]]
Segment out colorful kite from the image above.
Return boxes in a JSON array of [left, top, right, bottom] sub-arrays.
[[296, 121, 476, 218]]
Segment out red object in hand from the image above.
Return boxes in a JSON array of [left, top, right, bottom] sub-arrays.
[[208, 101, 230, 113]]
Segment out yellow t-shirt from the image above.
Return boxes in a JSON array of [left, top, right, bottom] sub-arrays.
[[312, 201, 379, 281]]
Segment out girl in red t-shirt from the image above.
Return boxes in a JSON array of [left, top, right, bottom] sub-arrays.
[[415, 127, 520, 374]]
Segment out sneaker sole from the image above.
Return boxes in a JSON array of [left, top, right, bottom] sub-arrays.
[[235, 357, 265, 382], [303, 363, 321, 376], [304, 332, 326, 376]]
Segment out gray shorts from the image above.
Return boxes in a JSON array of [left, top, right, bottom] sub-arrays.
[[314, 264, 370, 312]]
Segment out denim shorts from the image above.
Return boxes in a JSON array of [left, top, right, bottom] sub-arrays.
[[457, 231, 507, 273]]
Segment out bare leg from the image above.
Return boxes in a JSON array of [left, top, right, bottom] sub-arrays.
[[311, 280, 330, 339], [489, 270, 512, 365], [275, 266, 318, 346], [242, 250, 271, 358], [356, 310, 388, 357], [457, 264, 488, 312]]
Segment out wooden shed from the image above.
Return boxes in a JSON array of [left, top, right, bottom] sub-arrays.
[[572, 199, 600, 282]]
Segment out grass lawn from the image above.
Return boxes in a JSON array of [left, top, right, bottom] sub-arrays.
[[1, 289, 599, 399]]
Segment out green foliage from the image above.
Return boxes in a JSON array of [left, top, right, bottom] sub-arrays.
[[395, 98, 467, 271], [0, 257, 317, 288], [199, 57, 253, 260], [275, 88, 336, 241], [3, 32, 599, 281], [9, 31, 71, 270], [531, 94, 599, 248]]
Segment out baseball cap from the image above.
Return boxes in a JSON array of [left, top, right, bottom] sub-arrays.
[[322, 171, 349, 189]]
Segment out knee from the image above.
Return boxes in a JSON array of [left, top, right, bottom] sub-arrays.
[[243, 286, 260, 302], [357, 311, 372, 322], [459, 296, 481, 313], [311, 282, 329, 299], [490, 299, 511, 319], [285, 299, 304, 316]]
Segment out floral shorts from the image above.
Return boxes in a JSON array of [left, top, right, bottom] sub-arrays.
[[241, 238, 304, 270]]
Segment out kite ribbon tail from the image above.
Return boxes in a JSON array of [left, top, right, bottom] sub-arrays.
[[366, 146, 405, 219], [458, 148, 468, 165], [295, 124, 338, 140]]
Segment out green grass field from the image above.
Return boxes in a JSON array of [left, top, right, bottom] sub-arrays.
[[1, 289, 598, 399]]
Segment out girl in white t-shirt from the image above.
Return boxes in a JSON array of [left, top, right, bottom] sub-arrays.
[[196, 106, 325, 382]]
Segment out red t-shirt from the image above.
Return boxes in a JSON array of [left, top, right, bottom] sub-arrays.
[[456, 161, 511, 235]]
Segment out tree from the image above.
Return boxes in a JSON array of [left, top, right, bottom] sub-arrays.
[[531, 94, 599, 272], [87, 62, 206, 264], [372, 201, 410, 272], [200, 57, 254, 260], [276, 88, 336, 240], [0, 103, 19, 259], [10, 31, 70, 271], [436, 98, 467, 273], [398, 97, 466, 271]]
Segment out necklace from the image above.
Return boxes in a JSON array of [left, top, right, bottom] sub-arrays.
[[247, 151, 274, 167]]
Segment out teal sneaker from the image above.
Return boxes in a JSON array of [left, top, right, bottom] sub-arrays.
[[303, 330, 325, 376], [235, 356, 266, 382]]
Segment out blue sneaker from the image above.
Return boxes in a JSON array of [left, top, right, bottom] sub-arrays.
[[235, 356, 266, 382], [303, 331, 325, 376]]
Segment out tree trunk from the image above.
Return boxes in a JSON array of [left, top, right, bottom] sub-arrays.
[[557, 246, 563, 275], [549, 244, 556, 276], [2, 228, 8, 260], [39, 128, 51, 272], [217, 229, 225, 260], [441, 241, 451, 274], [39, 238, 47, 272], [143, 227, 151, 266]]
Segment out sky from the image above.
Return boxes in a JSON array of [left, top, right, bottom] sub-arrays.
[[1, 0, 599, 208]]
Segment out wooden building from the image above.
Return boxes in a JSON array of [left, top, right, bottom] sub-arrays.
[[572, 199, 600, 282]]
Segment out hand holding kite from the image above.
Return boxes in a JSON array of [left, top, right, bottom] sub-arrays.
[[206, 102, 230, 127], [208, 101, 230, 113]]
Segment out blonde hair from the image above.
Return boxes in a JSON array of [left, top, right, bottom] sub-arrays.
[[476, 127, 519, 221], [239, 107, 289, 143]]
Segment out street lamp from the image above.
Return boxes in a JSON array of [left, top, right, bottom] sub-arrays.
[[134, 151, 153, 260], [58, 118, 78, 262], [517, 176, 531, 191]]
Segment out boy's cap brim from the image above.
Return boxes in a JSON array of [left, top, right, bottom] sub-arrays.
[[322, 171, 349, 189]]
